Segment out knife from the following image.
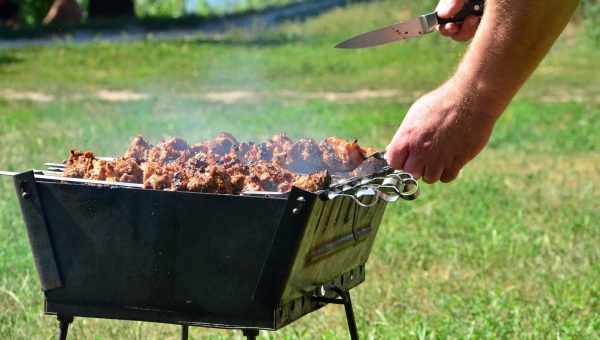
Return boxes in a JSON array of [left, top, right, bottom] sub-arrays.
[[336, 0, 485, 49]]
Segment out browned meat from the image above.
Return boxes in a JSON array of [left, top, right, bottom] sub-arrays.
[[147, 138, 190, 165], [320, 137, 367, 172], [142, 161, 173, 190], [203, 132, 239, 156], [237, 142, 273, 163], [292, 171, 331, 192], [64, 150, 96, 178], [286, 139, 327, 174], [123, 135, 152, 162], [269, 133, 293, 166], [351, 158, 387, 178], [244, 161, 295, 192], [187, 165, 243, 194], [112, 158, 144, 183], [63, 133, 382, 194]]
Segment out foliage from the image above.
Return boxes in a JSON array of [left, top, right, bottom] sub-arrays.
[[582, 0, 600, 44], [135, 0, 185, 18], [18, 0, 53, 26]]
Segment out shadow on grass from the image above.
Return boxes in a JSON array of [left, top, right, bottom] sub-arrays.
[[0, 54, 21, 65]]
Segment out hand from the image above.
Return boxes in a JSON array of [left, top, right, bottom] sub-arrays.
[[436, 0, 481, 41], [385, 81, 497, 183]]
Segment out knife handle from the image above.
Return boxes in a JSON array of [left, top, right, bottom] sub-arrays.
[[437, 0, 485, 25]]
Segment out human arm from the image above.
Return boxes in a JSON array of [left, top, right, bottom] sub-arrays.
[[386, 0, 580, 183]]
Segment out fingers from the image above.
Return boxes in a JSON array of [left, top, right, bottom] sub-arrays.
[[436, 0, 465, 18], [439, 23, 459, 37], [388, 147, 464, 184], [441, 167, 461, 183], [385, 144, 408, 170], [403, 155, 425, 180], [423, 165, 444, 184], [452, 16, 481, 42]]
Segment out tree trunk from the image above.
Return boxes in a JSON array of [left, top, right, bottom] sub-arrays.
[[88, 0, 135, 19]]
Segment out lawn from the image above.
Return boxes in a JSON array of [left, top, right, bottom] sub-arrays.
[[0, 0, 598, 339]]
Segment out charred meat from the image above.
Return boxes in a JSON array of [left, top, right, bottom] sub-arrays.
[[63, 133, 382, 194]]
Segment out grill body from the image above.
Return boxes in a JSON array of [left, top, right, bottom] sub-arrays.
[[13, 171, 387, 330]]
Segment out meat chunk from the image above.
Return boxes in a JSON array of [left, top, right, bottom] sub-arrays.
[[147, 137, 190, 165], [320, 137, 366, 172], [269, 133, 293, 166], [123, 135, 152, 162], [64, 150, 96, 178], [286, 139, 327, 174], [292, 171, 331, 192], [203, 132, 239, 156], [62, 133, 380, 194], [351, 158, 388, 178], [237, 142, 273, 163], [112, 158, 144, 183], [244, 161, 296, 192], [142, 161, 173, 190]]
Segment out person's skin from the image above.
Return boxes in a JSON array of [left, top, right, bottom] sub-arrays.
[[385, 0, 580, 183]]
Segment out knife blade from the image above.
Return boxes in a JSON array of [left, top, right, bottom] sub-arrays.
[[336, 0, 484, 49]]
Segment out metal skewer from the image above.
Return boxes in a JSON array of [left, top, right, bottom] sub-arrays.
[[0, 171, 143, 189], [0, 171, 18, 177]]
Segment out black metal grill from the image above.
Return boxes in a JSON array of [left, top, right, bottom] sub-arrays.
[[1, 162, 418, 340]]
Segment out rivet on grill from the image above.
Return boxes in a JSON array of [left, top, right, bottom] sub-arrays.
[[292, 208, 301, 215], [320, 285, 326, 297], [21, 191, 31, 199], [297, 196, 306, 203]]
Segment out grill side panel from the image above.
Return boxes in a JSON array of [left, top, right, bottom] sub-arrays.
[[278, 195, 388, 304], [33, 181, 289, 328]]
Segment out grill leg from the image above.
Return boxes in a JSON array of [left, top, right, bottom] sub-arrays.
[[338, 290, 359, 340], [57, 315, 73, 340], [181, 325, 189, 340], [242, 329, 259, 340]]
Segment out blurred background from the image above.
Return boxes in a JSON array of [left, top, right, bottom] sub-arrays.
[[0, 0, 598, 42], [1, 0, 598, 339]]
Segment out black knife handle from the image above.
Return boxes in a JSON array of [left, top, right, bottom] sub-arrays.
[[437, 0, 485, 25]]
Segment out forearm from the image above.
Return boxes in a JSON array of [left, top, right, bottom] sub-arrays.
[[452, 0, 579, 118]]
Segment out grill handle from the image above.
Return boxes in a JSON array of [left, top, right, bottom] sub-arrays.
[[327, 171, 419, 208]]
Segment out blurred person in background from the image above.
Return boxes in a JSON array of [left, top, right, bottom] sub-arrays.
[[385, 0, 580, 183], [43, 0, 82, 25]]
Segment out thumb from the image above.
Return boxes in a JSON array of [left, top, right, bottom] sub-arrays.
[[436, 0, 465, 18]]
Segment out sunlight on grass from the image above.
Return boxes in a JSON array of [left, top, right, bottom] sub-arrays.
[[0, 0, 598, 339]]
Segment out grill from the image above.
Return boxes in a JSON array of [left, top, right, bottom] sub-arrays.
[[0, 160, 418, 340]]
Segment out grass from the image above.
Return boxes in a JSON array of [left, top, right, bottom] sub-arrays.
[[0, 0, 599, 339]]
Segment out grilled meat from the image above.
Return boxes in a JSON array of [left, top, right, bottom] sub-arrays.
[[63, 133, 382, 194], [320, 137, 367, 172], [292, 171, 331, 193], [64, 150, 96, 178], [65, 151, 143, 183], [123, 135, 152, 162], [286, 139, 327, 174], [147, 137, 190, 165]]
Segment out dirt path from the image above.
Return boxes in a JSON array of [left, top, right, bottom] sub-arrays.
[[0, 88, 414, 104], [2, 87, 597, 105]]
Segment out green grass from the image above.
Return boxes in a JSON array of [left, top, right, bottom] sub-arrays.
[[1, 0, 599, 339]]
